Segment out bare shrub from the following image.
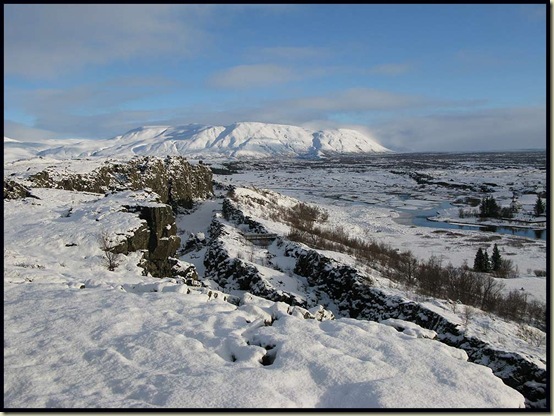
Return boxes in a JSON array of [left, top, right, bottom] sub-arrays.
[[98, 230, 120, 271], [498, 289, 528, 323], [462, 305, 475, 328], [480, 275, 505, 312], [493, 258, 517, 278], [416, 256, 445, 298], [533, 269, 547, 277], [526, 299, 547, 330], [518, 324, 546, 348]]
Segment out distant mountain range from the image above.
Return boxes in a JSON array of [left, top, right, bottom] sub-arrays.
[[4, 122, 391, 162]]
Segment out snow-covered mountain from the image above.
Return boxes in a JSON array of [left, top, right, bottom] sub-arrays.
[[3, 136, 88, 163], [26, 122, 390, 160]]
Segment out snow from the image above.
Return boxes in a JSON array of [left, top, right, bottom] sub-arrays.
[[4, 282, 524, 408], [4, 122, 391, 161], [4, 150, 545, 409], [219, 156, 546, 303], [4, 182, 527, 408], [220, 185, 547, 363]]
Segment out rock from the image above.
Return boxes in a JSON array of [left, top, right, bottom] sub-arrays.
[[27, 156, 213, 208], [204, 218, 306, 307], [3, 179, 39, 200], [111, 203, 182, 278]]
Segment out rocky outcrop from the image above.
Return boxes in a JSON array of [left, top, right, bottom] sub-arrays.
[[204, 217, 305, 306], [23, 156, 212, 278], [28, 156, 213, 208], [119, 204, 181, 277], [289, 244, 546, 409], [220, 196, 546, 408], [4, 179, 39, 200], [222, 198, 267, 233], [108, 202, 198, 279]]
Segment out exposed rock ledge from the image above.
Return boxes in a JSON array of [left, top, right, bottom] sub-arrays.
[[112, 202, 193, 279], [213, 196, 546, 409], [28, 155, 213, 209], [19, 156, 213, 279]]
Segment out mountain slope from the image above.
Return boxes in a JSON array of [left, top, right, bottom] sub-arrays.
[[32, 122, 390, 160]]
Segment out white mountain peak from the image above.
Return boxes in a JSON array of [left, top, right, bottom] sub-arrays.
[[7, 122, 391, 161]]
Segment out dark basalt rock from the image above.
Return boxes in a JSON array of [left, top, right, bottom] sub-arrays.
[[222, 198, 267, 233], [204, 212, 305, 307], [27, 156, 213, 208], [110, 203, 182, 278], [4, 179, 39, 200]]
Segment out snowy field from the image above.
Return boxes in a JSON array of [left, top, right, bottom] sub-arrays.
[[215, 152, 547, 303], [3, 151, 546, 409], [4, 186, 526, 408]]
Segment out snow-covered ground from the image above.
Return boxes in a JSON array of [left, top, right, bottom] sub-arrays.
[[4, 151, 546, 409], [4, 185, 527, 408], [216, 153, 546, 303], [216, 186, 546, 362]]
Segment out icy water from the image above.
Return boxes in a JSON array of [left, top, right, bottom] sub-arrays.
[[402, 202, 547, 241]]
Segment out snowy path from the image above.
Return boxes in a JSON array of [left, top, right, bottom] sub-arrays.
[[175, 199, 222, 236]]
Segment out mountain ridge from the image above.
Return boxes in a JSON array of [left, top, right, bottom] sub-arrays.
[[8, 122, 391, 161]]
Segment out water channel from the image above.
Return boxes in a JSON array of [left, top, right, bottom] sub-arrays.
[[396, 201, 547, 241]]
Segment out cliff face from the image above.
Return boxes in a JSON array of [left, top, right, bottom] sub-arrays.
[[23, 156, 211, 279], [110, 203, 184, 278], [29, 156, 213, 208]]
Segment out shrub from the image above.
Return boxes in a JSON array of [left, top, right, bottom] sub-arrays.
[[498, 289, 528, 323], [493, 258, 516, 278], [98, 230, 120, 271]]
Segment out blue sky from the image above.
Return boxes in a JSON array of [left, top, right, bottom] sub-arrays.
[[4, 4, 547, 151]]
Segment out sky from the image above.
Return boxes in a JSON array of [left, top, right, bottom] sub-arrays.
[[3, 4, 547, 152]]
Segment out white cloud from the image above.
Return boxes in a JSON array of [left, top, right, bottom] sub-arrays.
[[4, 5, 205, 78], [372, 107, 546, 152], [209, 64, 298, 89], [289, 88, 427, 112], [3, 120, 61, 142], [254, 46, 331, 61]]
